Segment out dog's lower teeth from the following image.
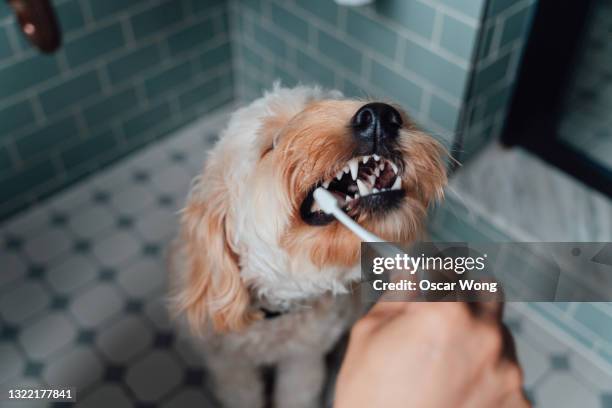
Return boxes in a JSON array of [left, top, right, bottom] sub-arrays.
[[356, 179, 370, 196], [391, 176, 401, 190]]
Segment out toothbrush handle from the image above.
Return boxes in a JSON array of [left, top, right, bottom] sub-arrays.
[[331, 208, 385, 242]]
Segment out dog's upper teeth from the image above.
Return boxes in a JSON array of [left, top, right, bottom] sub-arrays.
[[356, 179, 370, 196], [372, 187, 379, 193], [322, 180, 330, 189], [362, 156, 369, 164], [374, 167, 380, 177], [336, 170, 343, 180], [346, 195, 352, 202], [348, 158, 359, 180], [391, 176, 401, 190], [379, 163, 385, 171], [367, 175, 376, 185], [373, 154, 380, 161], [343, 166, 350, 174], [390, 162, 398, 174]]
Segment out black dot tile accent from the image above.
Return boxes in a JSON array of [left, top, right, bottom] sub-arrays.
[[27, 264, 45, 279], [184, 368, 205, 386], [550, 354, 570, 370], [73, 239, 91, 253], [99, 268, 116, 281], [117, 215, 134, 229], [132, 170, 150, 183], [4, 234, 23, 251], [50, 212, 68, 226], [77, 329, 96, 345], [24, 361, 44, 377], [104, 365, 126, 382], [125, 299, 143, 313], [1, 324, 19, 340], [92, 190, 111, 204], [153, 331, 174, 349], [158, 194, 174, 208], [51, 295, 69, 310], [170, 151, 186, 162], [142, 243, 161, 257]]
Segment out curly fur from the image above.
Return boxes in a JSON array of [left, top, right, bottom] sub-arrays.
[[169, 84, 447, 408]]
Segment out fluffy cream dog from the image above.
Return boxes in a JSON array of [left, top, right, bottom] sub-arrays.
[[170, 85, 447, 408]]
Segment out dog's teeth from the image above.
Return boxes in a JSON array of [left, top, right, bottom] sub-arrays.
[[382, 188, 387, 192], [346, 195, 352, 202], [379, 163, 385, 171], [367, 175, 376, 185], [356, 179, 370, 196], [374, 167, 380, 177], [373, 154, 380, 161], [311, 201, 321, 212], [390, 162, 398, 174], [336, 170, 343, 180], [391, 176, 401, 190], [322, 180, 330, 189], [343, 166, 350, 174], [348, 159, 359, 180], [372, 188, 379, 193], [362, 156, 369, 164]]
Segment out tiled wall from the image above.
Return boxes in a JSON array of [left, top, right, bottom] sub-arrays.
[[230, 0, 484, 148], [460, 0, 537, 159], [0, 0, 233, 220]]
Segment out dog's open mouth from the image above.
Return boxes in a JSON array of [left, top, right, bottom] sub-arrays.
[[300, 154, 405, 226]]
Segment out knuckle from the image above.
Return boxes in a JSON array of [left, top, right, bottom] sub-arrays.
[[351, 316, 377, 338]]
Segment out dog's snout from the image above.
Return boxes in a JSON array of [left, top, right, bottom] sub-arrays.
[[351, 102, 402, 152]]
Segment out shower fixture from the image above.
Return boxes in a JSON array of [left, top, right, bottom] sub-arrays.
[[6, 0, 61, 53]]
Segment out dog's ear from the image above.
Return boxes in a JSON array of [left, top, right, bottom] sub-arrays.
[[173, 166, 257, 334]]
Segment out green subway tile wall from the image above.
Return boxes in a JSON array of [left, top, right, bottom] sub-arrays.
[[0, 0, 232, 219], [231, 0, 481, 148], [460, 0, 537, 160]]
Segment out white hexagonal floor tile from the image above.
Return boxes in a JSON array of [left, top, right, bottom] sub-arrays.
[[117, 258, 166, 298], [0, 343, 25, 384], [93, 231, 140, 268], [19, 312, 76, 360], [0, 252, 27, 289], [0, 280, 50, 324], [126, 351, 182, 402], [43, 346, 102, 391], [47, 255, 98, 294], [70, 284, 124, 328], [96, 315, 154, 363], [24, 228, 72, 263]]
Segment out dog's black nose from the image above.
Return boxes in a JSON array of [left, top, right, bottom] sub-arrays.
[[351, 102, 402, 151]]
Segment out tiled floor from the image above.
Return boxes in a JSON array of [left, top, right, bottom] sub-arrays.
[[1, 110, 611, 407]]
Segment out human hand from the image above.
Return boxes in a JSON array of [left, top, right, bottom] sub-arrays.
[[334, 301, 529, 408]]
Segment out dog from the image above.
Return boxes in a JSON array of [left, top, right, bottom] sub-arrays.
[[169, 84, 447, 408]]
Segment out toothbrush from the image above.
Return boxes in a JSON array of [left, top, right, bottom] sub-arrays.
[[313, 187, 410, 264], [313, 187, 385, 242]]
